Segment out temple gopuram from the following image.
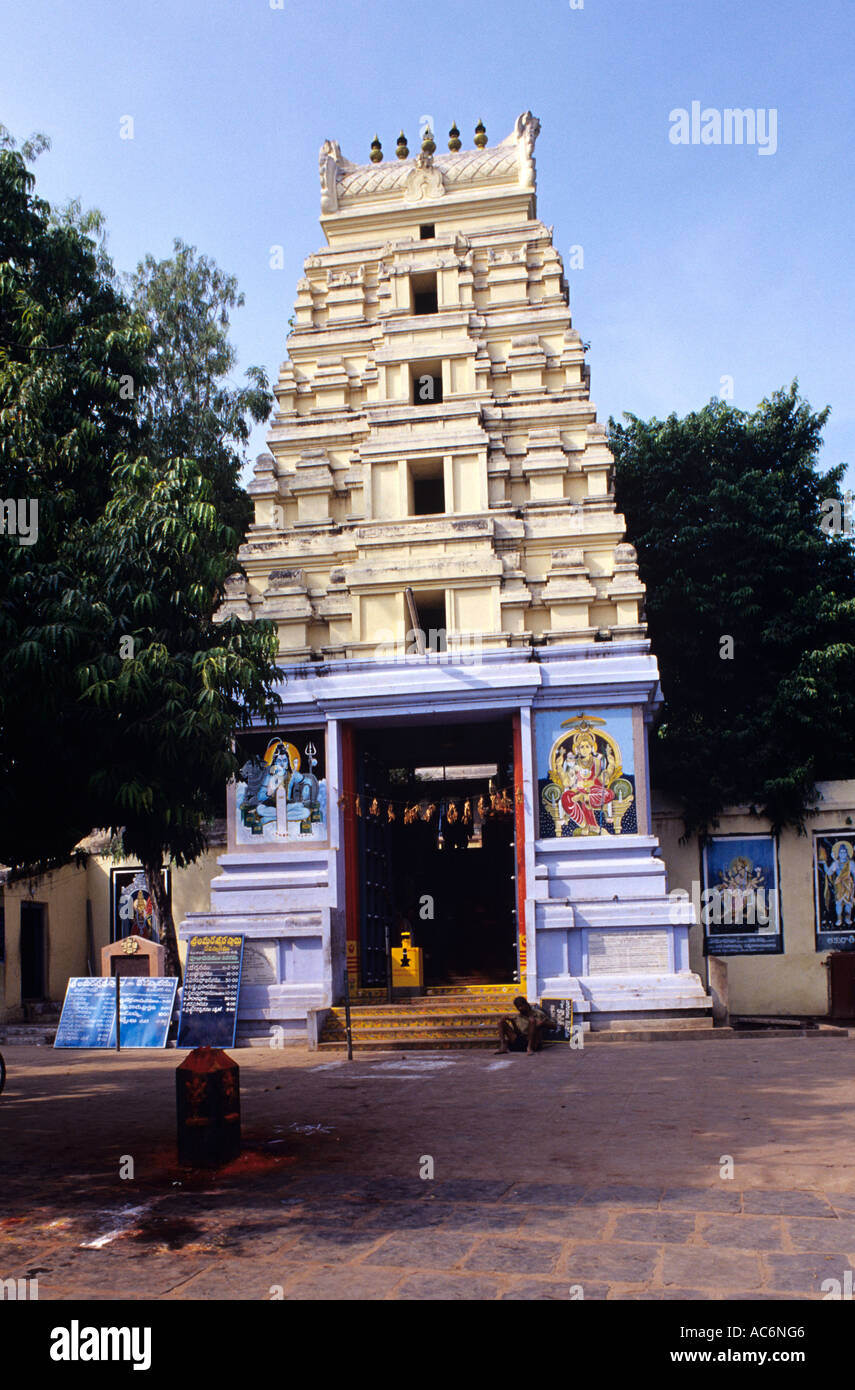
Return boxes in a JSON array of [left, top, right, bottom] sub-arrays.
[[179, 113, 710, 1045]]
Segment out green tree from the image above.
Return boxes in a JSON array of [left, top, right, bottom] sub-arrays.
[[0, 129, 149, 869], [82, 456, 281, 979], [610, 384, 855, 833], [126, 240, 270, 533], [1, 135, 281, 981], [109, 240, 278, 973]]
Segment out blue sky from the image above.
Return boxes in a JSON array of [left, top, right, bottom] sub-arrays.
[[2, 0, 852, 481]]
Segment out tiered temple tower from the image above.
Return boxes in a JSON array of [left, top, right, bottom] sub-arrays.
[[181, 113, 709, 1043]]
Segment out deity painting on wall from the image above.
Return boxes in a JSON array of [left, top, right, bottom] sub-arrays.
[[110, 868, 171, 944], [815, 834, 855, 951], [234, 730, 327, 845], [701, 835, 781, 956], [536, 709, 637, 839]]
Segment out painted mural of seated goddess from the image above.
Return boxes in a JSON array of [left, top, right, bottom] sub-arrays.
[[559, 730, 616, 832], [542, 714, 634, 837]]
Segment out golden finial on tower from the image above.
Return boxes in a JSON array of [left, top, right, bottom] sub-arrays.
[[474, 119, 487, 149], [369, 134, 382, 163], [448, 121, 461, 152], [421, 125, 436, 155], [396, 131, 409, 159]]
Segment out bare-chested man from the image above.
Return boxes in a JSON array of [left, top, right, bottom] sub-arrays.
[[496, 997, 550, 1055]]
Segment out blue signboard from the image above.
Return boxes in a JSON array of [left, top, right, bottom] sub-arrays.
[[54, 976, 178, 1049], [55, 978, 117, 1049], [177, 934, 245, 1048], [116, 977, 178, 1047]]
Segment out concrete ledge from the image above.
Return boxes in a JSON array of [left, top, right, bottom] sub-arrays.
[[589, 1010, 713, 1032], [235, 1019, 307, 1048], [587, 1026, 729, 1043], [307, 1008, 331, 1051]]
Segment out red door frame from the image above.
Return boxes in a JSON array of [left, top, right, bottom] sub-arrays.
[[512, 710, 528, 987], [342, 714, 526, 993], [340, 722, 360, 996]]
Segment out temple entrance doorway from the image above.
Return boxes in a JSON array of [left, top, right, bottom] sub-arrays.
[[20, 901, 47, 1003], [355, 718, 519, 989]]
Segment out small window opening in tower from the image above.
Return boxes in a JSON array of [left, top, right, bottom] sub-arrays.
[[406, 590, 447, 653], [409, 457, 445, 516], [411, 271, 438, 315], [419, 223, 435, 240], [411, 360, 443, 405]]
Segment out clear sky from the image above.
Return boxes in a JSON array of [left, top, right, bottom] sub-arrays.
[[2, 0, 852, 481]]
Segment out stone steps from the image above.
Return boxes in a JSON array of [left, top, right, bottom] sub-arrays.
[[320, 997, 515, 1049], [732, 1024, 850, 1039], [318, 985, 524, 1050], [346, 988, 520, 1005], [0, 1025, 57, 1045], [325, 1005, 514, 1022], [318, 1036, 502, 1051], [323, 1021, 503, 1038], [322, 1017, 508, 1039], [22, 1003, 61, 1021], [321, 1022, 505, 1047], [585, 1024, 850, 1043], [585, 1025, 728, 1043]]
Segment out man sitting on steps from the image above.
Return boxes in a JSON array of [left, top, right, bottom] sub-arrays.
[[495, 996, 550, 1055]]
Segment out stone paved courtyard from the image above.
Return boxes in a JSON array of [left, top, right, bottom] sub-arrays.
[[2, 1034, 855, 1300]]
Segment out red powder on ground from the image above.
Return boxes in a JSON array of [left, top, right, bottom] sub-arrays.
[[132, 1137, 297, 1191]]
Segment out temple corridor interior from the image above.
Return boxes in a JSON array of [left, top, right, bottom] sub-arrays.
[[356, 718, 518, 986]]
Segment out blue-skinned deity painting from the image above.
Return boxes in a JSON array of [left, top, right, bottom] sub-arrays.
[[235, 731, 327, 844]]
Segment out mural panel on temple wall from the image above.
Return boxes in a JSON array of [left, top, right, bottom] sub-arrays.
[[814, 833, 855, 951], [234, 730, 327, 844], [701, 834, 782, 956], [110, 868, 171, 943], [535, 709, 637, 838]]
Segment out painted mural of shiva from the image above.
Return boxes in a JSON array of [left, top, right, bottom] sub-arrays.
[[821, 840, 855, 928], [238, 738, 321, 836]]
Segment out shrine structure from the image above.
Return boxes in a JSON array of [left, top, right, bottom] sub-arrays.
[[179, 113, 709, 1044]]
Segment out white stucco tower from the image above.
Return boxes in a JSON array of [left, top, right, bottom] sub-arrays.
[[180, 114, 709, 1042]]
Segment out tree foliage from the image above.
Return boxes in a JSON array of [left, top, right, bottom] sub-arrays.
[[0, 132, 148, 867], [0, 135, 281, 975], [82, 457, 280, 976], [126, 240, 270, 533], [610, 385, 855, 833]]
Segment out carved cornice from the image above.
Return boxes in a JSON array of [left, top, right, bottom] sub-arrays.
[[319, 112, 541, 213]]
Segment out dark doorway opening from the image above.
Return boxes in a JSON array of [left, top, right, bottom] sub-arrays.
[[20, 901, 47, 1002], [411, 272, 439, 315], [356, 718, 518, 988], [411, 473, 445, 517]]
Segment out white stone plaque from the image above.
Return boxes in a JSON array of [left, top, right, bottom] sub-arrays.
[[586, 930, 670, 976], [240, 940, 279, 986]]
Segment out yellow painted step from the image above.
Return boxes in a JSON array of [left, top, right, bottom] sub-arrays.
[[318, 1045, 497, 1050], [324, 1022, 499, 1034]]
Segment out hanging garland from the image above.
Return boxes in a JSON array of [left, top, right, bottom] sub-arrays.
[[335, 787, 522, 823]]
